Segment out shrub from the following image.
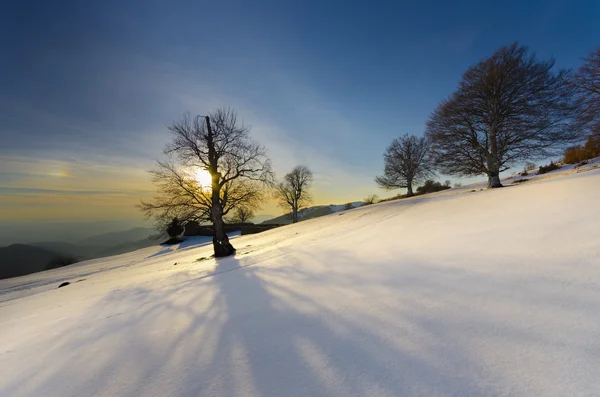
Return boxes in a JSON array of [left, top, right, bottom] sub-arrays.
[[564, 146, 586, 164], [416, 180, 452, 195], [564, 135, 600, 164], [166, 217, 184, 238], [584, 135, 600, 157], [343, 202, 353, 210], [537, 161, 560, 174]]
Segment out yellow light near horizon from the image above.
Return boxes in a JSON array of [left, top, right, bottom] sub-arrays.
[[195, 169, 212, 188]]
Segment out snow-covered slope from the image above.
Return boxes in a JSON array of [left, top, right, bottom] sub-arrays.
[[1, 167, 600, 396]]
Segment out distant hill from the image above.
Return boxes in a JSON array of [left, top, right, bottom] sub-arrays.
[[76, 227, 155, 247], [2, 228, 159, 280], [95, 237, 160, 257], [32, 236, 159, 260], [262, 202, 365, 225], [30, 241, 91, 258], [0, 244, 65, 279]]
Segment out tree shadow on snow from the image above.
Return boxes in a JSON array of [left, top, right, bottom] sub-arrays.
[[3, 248, 594, 396]]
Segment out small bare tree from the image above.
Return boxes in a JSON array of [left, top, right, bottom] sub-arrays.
[[274, 165, 313, 223], [363, 194, 379, 205], [230, 206, 254, 224], [375, 134, 433, 197], [573, 47, 600, 139], [139, 108, 272, 257], [426, 43, 581, 188]]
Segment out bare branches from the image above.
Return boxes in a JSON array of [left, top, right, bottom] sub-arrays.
[[165, 108, 274, 186], [426, 42, 582, 187], [137, 160, 213, 229], [573, 47, 600, 138], [375, 134, 434, 197], [274, 165, 314, 223], [139, 107, 271, 256]]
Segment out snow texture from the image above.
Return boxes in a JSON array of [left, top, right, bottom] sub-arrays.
[[1, 166, 600, 397]]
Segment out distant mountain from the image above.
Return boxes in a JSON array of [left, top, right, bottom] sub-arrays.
[[0, 220, 150, 246], [95, 237, 160, 257], [0, 227, 160, 280], [251, 214, 278, 224], [76, 227, 155, 247], [30, 241, 91, 258], [262, 202, 365, 225], [0, 244, 64, 279], [33, 228, 159, 260]]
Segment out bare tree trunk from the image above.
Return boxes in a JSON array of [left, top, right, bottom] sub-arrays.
[[206, 116, 235, 257], [486, 155, 502, 188], [406, 181, 414, 197], [487, 171, 502, 188], [211, 198, 234, 257], [292, 205, 298, 223], [487, 127, 503, 188]]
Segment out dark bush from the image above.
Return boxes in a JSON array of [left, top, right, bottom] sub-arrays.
[[416, 180, 452, 195], [537, 161, 560, 174], [166, 217, 184, 238]]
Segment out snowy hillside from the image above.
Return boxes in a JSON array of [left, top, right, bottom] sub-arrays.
[[1, 166, 600, 396]]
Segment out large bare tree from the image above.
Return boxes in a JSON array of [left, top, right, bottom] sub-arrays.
[[426, 43, 581, 188], [139, 108, 272, 257], [375, 134, 433, 197], [573, 47, 600, 138], [274, 165, 313, 223]]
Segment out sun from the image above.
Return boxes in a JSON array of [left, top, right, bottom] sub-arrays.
[[195, 169, 212, 189]]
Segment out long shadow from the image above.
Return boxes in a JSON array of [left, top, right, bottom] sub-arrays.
[[204, 255, 484, 397], [4, 245, 592, 396]]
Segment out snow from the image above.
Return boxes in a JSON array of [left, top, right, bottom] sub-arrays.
[[1, 167, 600, 396]]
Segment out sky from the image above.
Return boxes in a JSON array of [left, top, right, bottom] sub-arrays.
[[1, 0, 599, 241]]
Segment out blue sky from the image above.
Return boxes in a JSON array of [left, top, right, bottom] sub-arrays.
[[1, 0, 599, 233]]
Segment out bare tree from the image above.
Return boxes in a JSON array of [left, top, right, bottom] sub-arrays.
[[363, 194, 379, 205], [229, 206, 254, 223], [139, 160, 264, 236], [426, 43, 582, 188], [274, 165, 313, 223], [139, 108, 272, 257], [573, 47, 600, 138], [375, 134, 433, 197]]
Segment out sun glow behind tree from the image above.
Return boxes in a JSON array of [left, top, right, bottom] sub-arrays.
[[194, 168, 212, 191]]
